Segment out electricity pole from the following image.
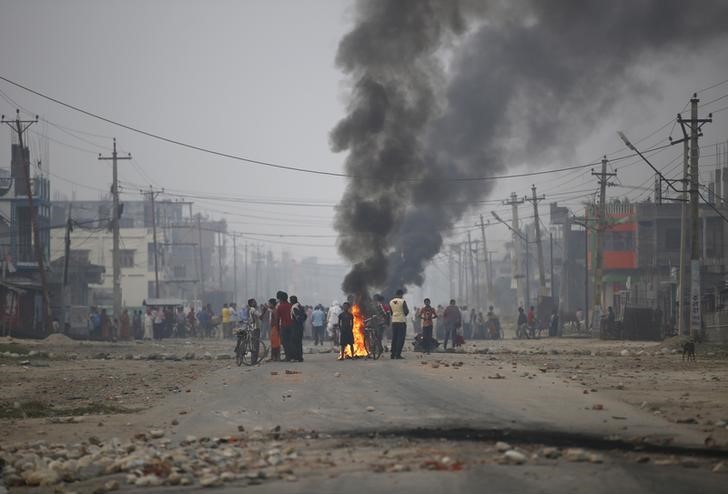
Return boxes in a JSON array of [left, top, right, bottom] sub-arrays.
[[591, 156, 616, 311], [503, 193, 525, 306], [62, 204, 73, 329], [672, 122, 691, 335], [525, 184, 546, 293], [678, 94, 712, 338], [143, 186, 163, 298], [99, 139, 131, 317], [196, 213, 205, 299], [479, 214, 492, 303], [233, 235, 238, 303], [2, 110, 52, 332], [244, 242, 248, 298]]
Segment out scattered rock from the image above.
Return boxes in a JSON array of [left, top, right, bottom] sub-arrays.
[[713, 461, 727, 473], [564, 448, 590, 462], [366, 406, 376, 412], [503, 450, 527, 464], [488, 373, 506, 379], [495, 441, 511, 452], [541, 447, 561, 459], [148, 429, 165, 439], [592, 404, 604, 410]]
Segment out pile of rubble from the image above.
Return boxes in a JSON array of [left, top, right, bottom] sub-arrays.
[[0, 428, 300, 491]]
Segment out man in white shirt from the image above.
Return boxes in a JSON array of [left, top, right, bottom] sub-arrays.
[[389, 289, 409, 359]]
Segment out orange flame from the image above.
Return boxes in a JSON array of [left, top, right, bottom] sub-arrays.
[[343, 304, 369, 358]]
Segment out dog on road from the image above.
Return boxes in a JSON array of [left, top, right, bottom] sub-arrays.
[[682, 340, 696, 362]]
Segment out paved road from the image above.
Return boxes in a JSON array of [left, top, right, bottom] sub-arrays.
[[156, 350, 704, 448], [128, 349, 726, 493]]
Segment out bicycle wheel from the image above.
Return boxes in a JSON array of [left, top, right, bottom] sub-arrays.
[[373, 337, 383, 360], [242, 338, 266, 366], [235, 336, 246, 367]]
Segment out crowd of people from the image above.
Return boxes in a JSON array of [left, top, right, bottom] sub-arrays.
[[85, 291, 569, 358]]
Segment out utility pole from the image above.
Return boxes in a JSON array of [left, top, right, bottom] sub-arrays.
[[503, 193, 525, 306], [196, 214, 205, 299], [479, 214, 492, 303], [143, 186, 163, 298], [448, 247, 454, 299], [244, 242, 248, 298], [217, 231, 224, 291], [232, 235, 238, 303], [525, 184, 546, 294], [678, 94, 712, 338], [591, 156, 616, 312], [99, 139, 131, 317], [673, 123, 691, 336], [62, 204, 73, 330], [550, 233, 555, 300], [524, 231, 531, 309], [2, 110, 52, 332]]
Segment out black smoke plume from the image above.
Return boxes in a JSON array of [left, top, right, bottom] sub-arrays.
[[332, 0, 728, 297]]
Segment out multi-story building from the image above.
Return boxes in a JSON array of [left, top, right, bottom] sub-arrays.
[[584, 199, 727, 333], [50, 199, 226, 310]]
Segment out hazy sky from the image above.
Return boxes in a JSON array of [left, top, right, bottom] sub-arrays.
[[1, 0, 727, 271]]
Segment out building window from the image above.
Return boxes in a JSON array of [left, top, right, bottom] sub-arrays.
[[605, 231, 634, 251], [664, 228, 681, 251], [119, 249, 135, 268], [173, 265, 186, 279]]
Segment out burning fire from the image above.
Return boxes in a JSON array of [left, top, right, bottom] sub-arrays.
[[343, 303, 369, 358]]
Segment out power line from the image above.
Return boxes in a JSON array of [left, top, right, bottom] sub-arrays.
[[0, 74, 679, 183]]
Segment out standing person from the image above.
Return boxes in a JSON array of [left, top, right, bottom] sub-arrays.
[[221, 303, 231, 339], [175, 306, 186, 337], [311, 304, 326, 346], [246, 298, 263, 364], [373, 294, 391, 344], [413, 306, 422, 335], [549, 309, 559, 337], [304, 305, 314, 341], [275, 291, 293, 362], [435, 305, 445, 340], [527, 305, 536, 338], [575, 307, 583, 332], [100, 309, 111, 341], [187, 305, 197, 337], [290, 295, 306, 362], [132, 310, 141, 340], [143, 308, 154, 340], [327, 300, 342, 346], [338, 302, 355, 359], [389, 289, 409, 359], [442, 299, 462, 350], [153, 307, 164, 340], [517, 307, 528, 338], [469, 309, 478, 339], [419, 298, 437, 354], [268, 298, 281, 361], [119, 308, 131, 341], [197, 305, 209, 338]]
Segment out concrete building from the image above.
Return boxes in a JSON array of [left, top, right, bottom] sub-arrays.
[[50, 200, 226, 311]]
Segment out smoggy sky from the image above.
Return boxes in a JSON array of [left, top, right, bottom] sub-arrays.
[[1, 0, 727, 276]]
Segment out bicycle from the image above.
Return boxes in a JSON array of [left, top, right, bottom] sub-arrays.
[[234, 324, 268, 366], [362, 317, 383, 360]]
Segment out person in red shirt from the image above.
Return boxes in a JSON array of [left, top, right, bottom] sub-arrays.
[[275, 291, 293, 362], [419, 298, 437, 354]]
